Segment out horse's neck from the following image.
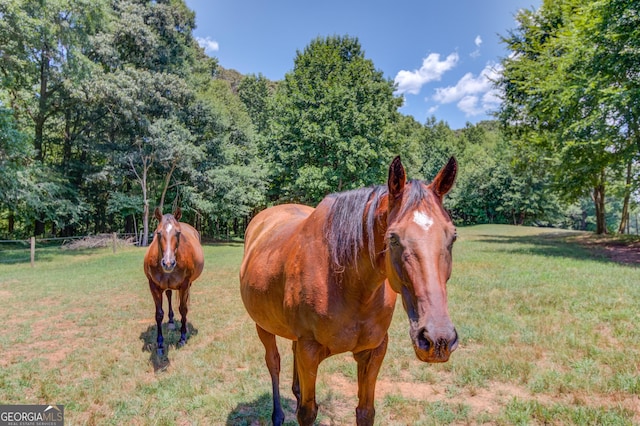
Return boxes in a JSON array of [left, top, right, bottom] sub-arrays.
[[353, 196, 389, 286]]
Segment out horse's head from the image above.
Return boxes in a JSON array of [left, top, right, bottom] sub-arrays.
[[154, 207, 183, 273], [384, 156, 458, 363]]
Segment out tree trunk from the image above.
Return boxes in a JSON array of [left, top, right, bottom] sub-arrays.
[[618, 159, 632, 234], [158, 162, 177, 213], [33, 47, 50, 233], [593, 171, 607, 235], [8, 212, 15, 234], [141, 168, 150, 246], [35, 46, 50, 161], [63, 110, 72, 173], [130, 151, 152, 246]]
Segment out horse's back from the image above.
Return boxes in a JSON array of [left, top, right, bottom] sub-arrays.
[[181, 222, 204, 280], [241, 204, 314, 277]]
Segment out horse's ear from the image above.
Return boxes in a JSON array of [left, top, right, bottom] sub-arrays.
[[173, 207, 182, 221], [154, 207, 163, 222], [431, 156, 457, 199], [388, 156, 406, 205]]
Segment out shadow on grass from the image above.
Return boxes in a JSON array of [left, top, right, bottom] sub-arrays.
[[226, 393, 297, 426], [139, 321, 199, 372], [472, 231, 631, 265]]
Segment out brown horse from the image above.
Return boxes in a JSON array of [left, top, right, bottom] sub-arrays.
[[240, 156, 459, 425], [144, 207, 204, 356]]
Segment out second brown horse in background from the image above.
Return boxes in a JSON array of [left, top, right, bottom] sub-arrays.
[[144, 207, 204, 356]]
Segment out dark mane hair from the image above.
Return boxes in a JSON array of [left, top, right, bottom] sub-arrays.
[[324, 179, 432, 272]]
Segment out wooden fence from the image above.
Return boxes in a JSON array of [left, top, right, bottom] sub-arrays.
[[0, 233, 135, 267]]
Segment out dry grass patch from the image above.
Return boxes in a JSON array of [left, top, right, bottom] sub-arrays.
[[0, 227, 639, 425]]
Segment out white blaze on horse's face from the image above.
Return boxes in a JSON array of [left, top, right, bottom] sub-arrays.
[[413, 211, 433, 231], [159, 221, 179, 273]]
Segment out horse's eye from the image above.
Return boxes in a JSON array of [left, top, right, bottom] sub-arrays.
[[389, 234, 400, 247]]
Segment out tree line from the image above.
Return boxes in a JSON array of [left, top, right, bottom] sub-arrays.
[[0, 0, 637, 242]]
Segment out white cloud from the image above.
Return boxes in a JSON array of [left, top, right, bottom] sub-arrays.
[[457, 96, 481, 115], [196, 36, 219, 54], [394, 52, 459, 95], [470, 35, 483, 58], [432, 63, 503, 117]]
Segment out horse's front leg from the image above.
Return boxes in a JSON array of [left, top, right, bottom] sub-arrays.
[[353, 333, 389, 426], [166, 290, 176, 330], [294, 339, 329, 425], [148, 280, 165, 356], [257, 325, 285, 426], [177, 282, 191, 347], [291, 341, 301, 407]]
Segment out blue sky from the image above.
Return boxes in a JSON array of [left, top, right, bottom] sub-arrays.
[[185, 0, 540, 130]]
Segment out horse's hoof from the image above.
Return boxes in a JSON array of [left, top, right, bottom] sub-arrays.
[[157, 347, 165, 357], [178, 339, 186, 348], [167, 322, 176, 330]]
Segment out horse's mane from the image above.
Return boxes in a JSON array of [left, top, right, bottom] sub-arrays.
[[324, 179, 432, 272]]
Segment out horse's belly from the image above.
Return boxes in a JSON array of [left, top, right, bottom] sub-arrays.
[[240, 281, 297, 340]]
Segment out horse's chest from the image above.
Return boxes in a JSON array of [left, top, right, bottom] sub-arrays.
[[151, 269, 188, 290], [313, 302, 394, 353], [320, 317, 389, 354]]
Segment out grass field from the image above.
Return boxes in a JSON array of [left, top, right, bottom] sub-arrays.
[[0, 224, 638, 425]]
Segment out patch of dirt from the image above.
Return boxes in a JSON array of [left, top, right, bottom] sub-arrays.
[[325, 372, 640, 424], [0, 312, 87, 368], [569, 234, 640, 265]]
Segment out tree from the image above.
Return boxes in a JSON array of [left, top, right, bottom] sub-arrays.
[[238, 73, 273, 134], [445, 121, 561, 226], [0, 107, 31, 234], [0, 0, 108, 160], [191, 79, 267, 238], [87, 0, 214, 244], [0, 0, 110, 235], [266, 35, 402, 204], [498, 0, 640, 234]]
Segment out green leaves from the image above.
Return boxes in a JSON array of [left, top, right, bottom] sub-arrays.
[[267, 35, 400, 204], [498, 0, 640, 233]]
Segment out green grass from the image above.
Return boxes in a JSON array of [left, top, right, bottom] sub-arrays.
[[0, 225, 639, 425]]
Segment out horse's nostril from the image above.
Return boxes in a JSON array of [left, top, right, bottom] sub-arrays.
[[417, 328, 432, 352], [449, 329, 459, 351]]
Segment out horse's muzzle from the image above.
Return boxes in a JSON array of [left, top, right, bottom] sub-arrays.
[[411, 326, 458, 363], [161, 258, 177, 273]]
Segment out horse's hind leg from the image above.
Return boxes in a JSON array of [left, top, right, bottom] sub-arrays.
[[177, 285, 190, 347], [353, 333, 389, 426], [148, 281, 165, 356], [256, 325, 285, 426], [166, 290, 176, 330]]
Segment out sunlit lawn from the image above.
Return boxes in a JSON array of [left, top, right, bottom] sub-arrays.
[[0, 225, 638, 425]]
